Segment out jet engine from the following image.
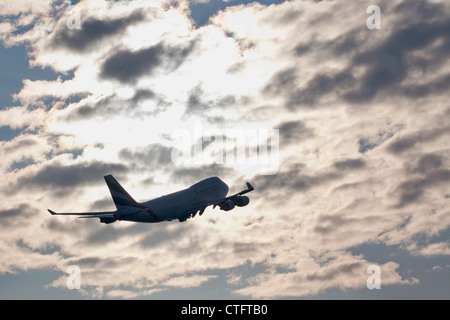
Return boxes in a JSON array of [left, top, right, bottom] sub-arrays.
[[233, 196, 250, 207], [220, 200, 235, 211], [100, 217, 117, 224]]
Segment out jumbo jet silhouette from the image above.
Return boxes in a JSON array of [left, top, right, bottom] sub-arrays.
[[48, 175, 254, 224]]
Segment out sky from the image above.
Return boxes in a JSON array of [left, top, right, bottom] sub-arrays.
[[0, 0, 449, 300]]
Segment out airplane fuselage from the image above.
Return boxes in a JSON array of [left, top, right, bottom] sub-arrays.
[[114, 177, 229, 223]]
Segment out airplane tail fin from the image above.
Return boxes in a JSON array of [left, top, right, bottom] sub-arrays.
[[104, 175, 139, 209]]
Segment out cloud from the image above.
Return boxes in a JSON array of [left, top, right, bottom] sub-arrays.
[[0, 134, 51, 171], [0, 240, 61, 274], [119, 143, 173, 169], [251, 157, 364, 196], [163, 274, 218, 288], [100, 40, 197, 83], [251, 0, 450, 110], [416, 242, 450, 256], [0, 106, 47, 130], [387, 127, 450, 155], [396, 169, 450, 207], [171, 163, 238, 185], [139, 224, 190, 249], [286, 71, 355, 109], [410, 153, 444, 174], [0, 204, 37, 228], [49, 11, 147, 52], [12, 160, 129, 195], [100, 43, 166, 83], [234, 256, 418, 298], [275, 119, 314, 146], [333, 158, 366, 171], [343, 9, 450, 103], [65, 89, 167, 122], [66, 94, 118, 121]]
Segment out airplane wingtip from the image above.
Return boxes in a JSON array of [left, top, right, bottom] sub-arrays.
[[48, 209, 56, 215]]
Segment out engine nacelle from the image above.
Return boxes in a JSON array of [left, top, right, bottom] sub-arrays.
[[233, 196, 250, 207], [100, 217, 117, 224], [220, 200, 235, 211]]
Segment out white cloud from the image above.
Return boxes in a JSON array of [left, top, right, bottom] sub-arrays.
[[415, 242, 450, 257]]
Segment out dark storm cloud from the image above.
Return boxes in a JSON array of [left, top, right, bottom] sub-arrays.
[[12, 161, 129, 193], [100, 40, 197, 83], [50, 11, 147, 52]]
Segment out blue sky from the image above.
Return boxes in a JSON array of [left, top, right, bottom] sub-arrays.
[[190, 0, 287, 26], [0, 0, 449, 300]]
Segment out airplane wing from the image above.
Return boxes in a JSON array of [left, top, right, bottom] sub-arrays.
[[48, 209, 115, 218], [78, 215, 116, 219], [213, 182, 254, 208], [179, 182, 254, 221]]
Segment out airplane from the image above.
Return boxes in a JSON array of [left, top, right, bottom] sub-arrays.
[[48, 175, 254, 224]]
